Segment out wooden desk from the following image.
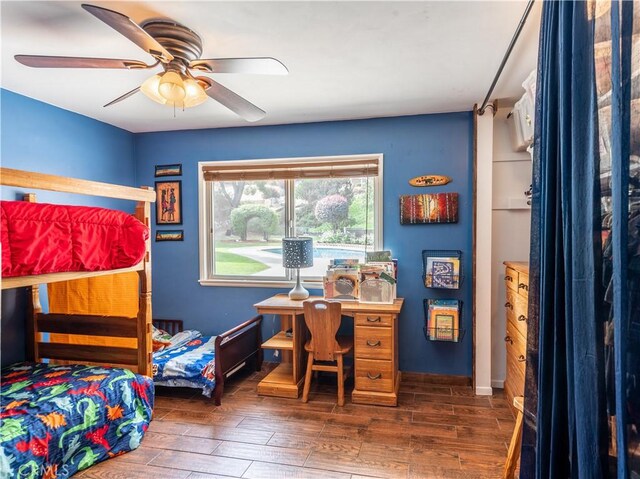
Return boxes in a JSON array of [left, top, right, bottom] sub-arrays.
[[254, 294, 404, 406]]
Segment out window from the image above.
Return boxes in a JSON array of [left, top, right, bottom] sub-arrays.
[[198, 154, 383, 286]]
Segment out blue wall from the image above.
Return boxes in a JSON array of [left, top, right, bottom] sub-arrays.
[[135, 113, 474, 376], [0, 89, 136, 367], [0, 89, 473, 376]]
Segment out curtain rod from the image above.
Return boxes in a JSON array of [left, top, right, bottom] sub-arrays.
[[478, 0, 536, 116]]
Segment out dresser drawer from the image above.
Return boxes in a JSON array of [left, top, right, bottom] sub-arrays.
[[354, 313, 394, 328], [506, 320, 527, 378], [355, 326, 393, 360], [517, 272, 530, 297], [355, 359, 394, 392], [505, 289, 516, 316], [505, 267, 518, 292], [512, 294, 529, 338]]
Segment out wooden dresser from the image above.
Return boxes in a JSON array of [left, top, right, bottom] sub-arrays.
[[503, 261, 529, 410]]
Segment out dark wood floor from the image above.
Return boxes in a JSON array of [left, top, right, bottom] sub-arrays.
[[77, 365, 516, 479]]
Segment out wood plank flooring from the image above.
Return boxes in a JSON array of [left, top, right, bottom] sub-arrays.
[[77, 365, 516, 479]]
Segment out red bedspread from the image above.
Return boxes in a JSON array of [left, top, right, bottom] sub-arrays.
[[1, 201, 149, 277]]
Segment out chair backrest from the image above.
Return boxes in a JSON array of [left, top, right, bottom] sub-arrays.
[[303, 300, 342, 361]]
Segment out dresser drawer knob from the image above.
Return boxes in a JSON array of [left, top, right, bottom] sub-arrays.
[[518, 355, 526, 363], [505, 302, 513, 310], [366, 340, 381, 347], [505, 275, 513, 281], [367, 372, 382, 380], [518, 315, 527, 322], [366, 316, 382, 322], [519, 283, 529, 292], [504, 335, 513, 344]]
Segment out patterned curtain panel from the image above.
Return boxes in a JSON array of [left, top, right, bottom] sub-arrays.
[[522, 1, 639, 477], [594, 1, 640, 476]]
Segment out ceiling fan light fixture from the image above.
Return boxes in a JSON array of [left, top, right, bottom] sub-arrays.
[[182, 78, 208, 107], [140, 74, 165, 105], [158, 71, 186, 102]]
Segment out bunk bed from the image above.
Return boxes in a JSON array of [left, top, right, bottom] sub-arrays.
[[152, 317, 263, 406], [0, 167, 155, 478]]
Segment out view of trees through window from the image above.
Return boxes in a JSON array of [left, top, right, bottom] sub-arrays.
[[212, 177, 375, 278]]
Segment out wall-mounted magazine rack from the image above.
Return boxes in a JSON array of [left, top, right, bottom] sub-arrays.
[[422, 250, 463, 290], [423, 299, 465, 343]]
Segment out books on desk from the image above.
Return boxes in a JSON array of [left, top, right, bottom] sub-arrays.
[[323, 257, 397, 303]]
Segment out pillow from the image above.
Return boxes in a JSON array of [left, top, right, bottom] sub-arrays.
[[166, 330, 202, 350], [152, 325, 172, 352]]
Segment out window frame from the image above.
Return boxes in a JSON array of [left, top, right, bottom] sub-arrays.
[[198, 153, 384, 288]]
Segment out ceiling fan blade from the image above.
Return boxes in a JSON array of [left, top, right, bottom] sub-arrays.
[[190, 57, 288, 75], [81, 4, 173, 63], [15, 55, 151, 69], [103, 86, 141, 107], [199, 77, 266, 122]]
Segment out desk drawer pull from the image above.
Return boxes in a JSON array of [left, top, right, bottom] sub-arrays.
[[367, 372, 382, 380], [504, 335, 513, 345], [505, 275, 513, 281], [505, 302, 513, 310], [518, 315, 527, 322], [518, 355, 526, 363], [366, 316, 382, 322], [519, 283, 529, 292], [366, 340, 381, 347]]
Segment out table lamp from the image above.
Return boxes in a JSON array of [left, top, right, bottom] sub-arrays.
[[282, 237, 314, 300]]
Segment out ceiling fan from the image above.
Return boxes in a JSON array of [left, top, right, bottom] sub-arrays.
[[14, 3, 288, 122]]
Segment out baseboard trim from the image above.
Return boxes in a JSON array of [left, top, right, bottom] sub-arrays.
[[492, 379, 505, 389], [401, 371, 472, 387], [475, 386, 493, 396]]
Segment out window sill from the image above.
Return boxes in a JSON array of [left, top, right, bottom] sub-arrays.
[[198, 278, 323, 289]]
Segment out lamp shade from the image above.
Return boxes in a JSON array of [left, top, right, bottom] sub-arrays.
[[282, 237, 313, 269]]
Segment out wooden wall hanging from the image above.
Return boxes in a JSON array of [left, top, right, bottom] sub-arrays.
[[409, 175, 452, 187]]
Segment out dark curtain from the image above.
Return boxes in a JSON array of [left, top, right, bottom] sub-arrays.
[[522, 0, 639, 477], [521, 1, 608, 477]]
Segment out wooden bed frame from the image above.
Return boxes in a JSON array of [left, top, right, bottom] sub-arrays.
[[153, 316, 263, 405], [1, 167, 155, 376]]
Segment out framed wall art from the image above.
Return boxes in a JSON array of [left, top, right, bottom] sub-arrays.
[[155, 180, 183, 225], [155, 164, 182, 177], [155, 230, 184, 242], [399, 192, 458, 224]]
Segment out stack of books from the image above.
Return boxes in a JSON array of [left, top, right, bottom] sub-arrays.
[[425, 299, 460, 342]]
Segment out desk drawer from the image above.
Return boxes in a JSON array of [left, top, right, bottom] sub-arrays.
[[355, 313, 394, 328], [355, 359, 394, 392], [355, 326, 393, 360]]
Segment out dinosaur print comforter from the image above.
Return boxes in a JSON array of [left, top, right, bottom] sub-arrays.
[[153, 335, 217, 397], [0, 362, 153, 479]]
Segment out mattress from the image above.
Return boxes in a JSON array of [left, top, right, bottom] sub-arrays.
[[153, 334, 217, 397], [0, 362, 154, 479], [1, 201, 149, 278]]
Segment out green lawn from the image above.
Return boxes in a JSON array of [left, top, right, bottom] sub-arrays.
[[215, 251, 269, 275]]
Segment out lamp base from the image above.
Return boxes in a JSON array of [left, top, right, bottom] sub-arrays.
[[288, 269, 309, 300], [288, 283, 309, 301]]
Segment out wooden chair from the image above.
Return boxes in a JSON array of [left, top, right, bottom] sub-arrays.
[[302, 300, 353, 406], [502, 395, 524, 479]]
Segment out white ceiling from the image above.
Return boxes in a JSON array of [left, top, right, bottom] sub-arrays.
[[1, 1, 542, 133]]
